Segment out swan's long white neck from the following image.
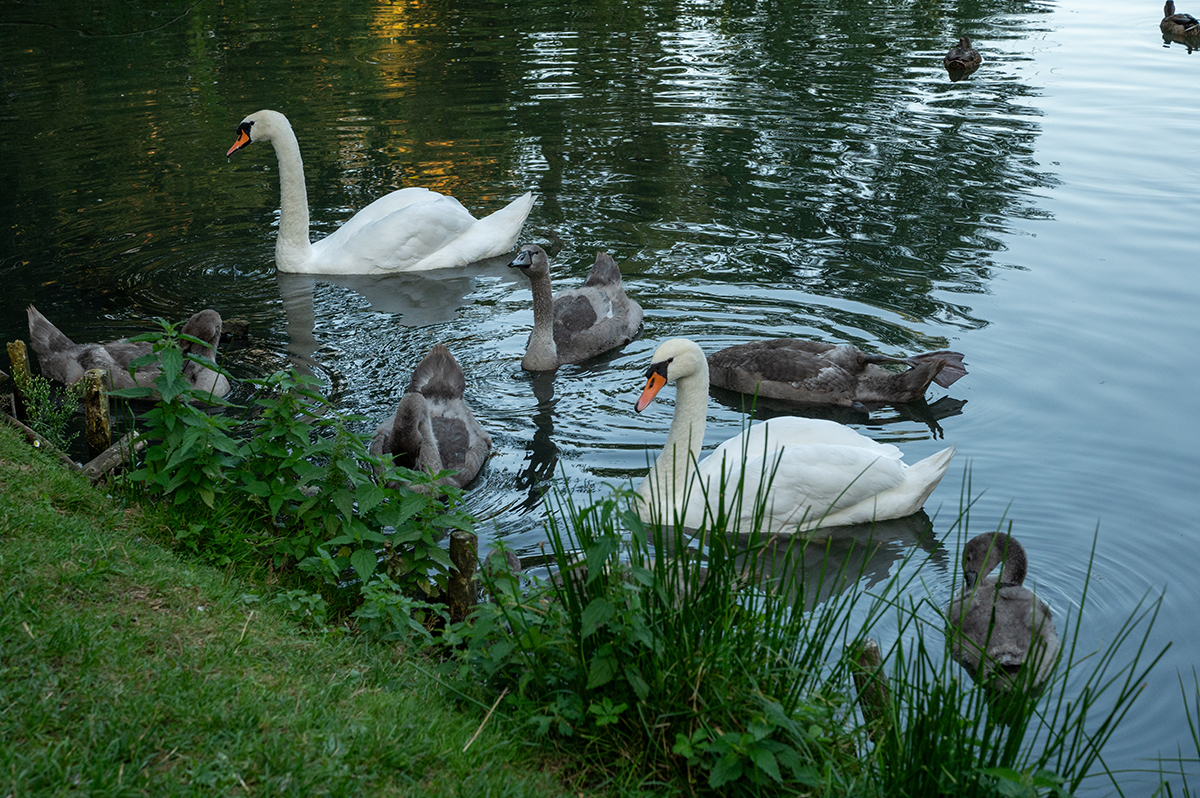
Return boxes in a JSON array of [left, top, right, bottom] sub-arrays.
[[267, 119, 313, 270], [636, 359, 710, 517], [522, 272, 559, 371]]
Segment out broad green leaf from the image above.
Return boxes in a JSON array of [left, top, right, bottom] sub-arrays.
[[350, 548, 377, 583]]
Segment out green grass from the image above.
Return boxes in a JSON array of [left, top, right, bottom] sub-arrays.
[[0, 422, 580, 798]]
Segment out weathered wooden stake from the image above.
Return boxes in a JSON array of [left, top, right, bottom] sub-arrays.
[[6, 340, 30, 421], [82, 430, 147, 484], [852, 637, 892, 739], [82, 369, 111, 459], [447, 529, 479, 624]]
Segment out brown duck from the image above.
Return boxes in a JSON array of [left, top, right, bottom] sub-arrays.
[[1162, 0, 1200, 36], [944, 35, 983, 72]]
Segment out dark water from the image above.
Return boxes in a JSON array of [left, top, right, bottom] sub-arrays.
[[3, 0, 1199, 790]]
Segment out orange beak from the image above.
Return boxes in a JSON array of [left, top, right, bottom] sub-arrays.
[[226, 126, 252, 157], [635, 370, 667, 413]]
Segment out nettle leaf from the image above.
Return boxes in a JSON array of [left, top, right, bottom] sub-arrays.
[[750, 746, 783, 784], [333, 490, 355, 521], [709, 751, 743, 789], [580, 598, 615, 638], [433, 512, 475, 533], [624, 664, 650, 701], [586, 645, 618, 690], [355, 482, 386, 514], [350, 548, 378, 583]]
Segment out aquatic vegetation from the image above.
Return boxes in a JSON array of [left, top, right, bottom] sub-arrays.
[[460, 467, 1176, 796]]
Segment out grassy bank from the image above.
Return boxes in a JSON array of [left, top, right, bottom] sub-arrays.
[[0, 422, 577, 798]]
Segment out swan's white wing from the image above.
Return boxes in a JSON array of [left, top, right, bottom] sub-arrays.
[[695, 441, 907, 533], [313, 191, 477, 271], [707, 417, 903, 468]]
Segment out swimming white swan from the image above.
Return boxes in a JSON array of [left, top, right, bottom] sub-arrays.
[[226, 110, 535, 275], [27, 305, 230, 399], [507, 244, 643, 371], [370, 344, 491, 489], [633, 338, 956, 535], [945, 532, 1060, 691], [708, 338, 967, 407]]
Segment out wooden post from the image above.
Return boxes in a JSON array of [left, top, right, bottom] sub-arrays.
[[7, 340, 30, 421], [852, 638, 892, 738], [82, 430, 147, 484], [447, 529, 479, 624], [82, 369, 111, 459]]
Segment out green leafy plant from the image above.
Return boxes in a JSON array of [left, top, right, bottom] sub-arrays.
[[12, 369, 84, 452], [109, 320, 474, 632]]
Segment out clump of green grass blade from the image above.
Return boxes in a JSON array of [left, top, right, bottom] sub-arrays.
[[464, 449, 1183, 796], [0, 421, 578, 798], [464, 447, 905, 794]]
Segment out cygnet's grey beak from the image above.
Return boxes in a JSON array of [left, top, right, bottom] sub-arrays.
[[507, 249, 533, 269]]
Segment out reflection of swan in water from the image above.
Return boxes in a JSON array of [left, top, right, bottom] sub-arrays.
[[710, 387, 968, 440], [515, 371, 561, 511], [541, 509, 947, 611], [275, 253, 518, 371], [733, 511, 947, 610]]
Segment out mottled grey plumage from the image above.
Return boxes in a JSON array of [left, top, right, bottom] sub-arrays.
[[707, 338, 966, 407], [370, 344, 491, 489], [26, 305, 230, 399], [945, 532, 1060, 692], [507, 244, 643, 371]]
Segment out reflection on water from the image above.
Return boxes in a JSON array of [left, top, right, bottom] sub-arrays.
[[4, 0, 1200, 789], [274, 253, 519, 370], [740, 511, 947, 610]]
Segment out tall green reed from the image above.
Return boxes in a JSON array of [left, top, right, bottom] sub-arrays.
[[465, 447, 1176, 796]]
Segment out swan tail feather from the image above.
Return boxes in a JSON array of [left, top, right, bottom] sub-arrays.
[[408, 344, 466, 399], [26, 305, 76, 357], [904, 445, 957, 509], [408, 191, 536, 271]]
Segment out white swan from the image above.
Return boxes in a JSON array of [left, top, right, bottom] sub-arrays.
[[226, 110, 535, 275], [507, 244, 643, 371], [633, 338, 956, 535], [370, 344, 491, 489], [945, 532, 1060, 692]]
